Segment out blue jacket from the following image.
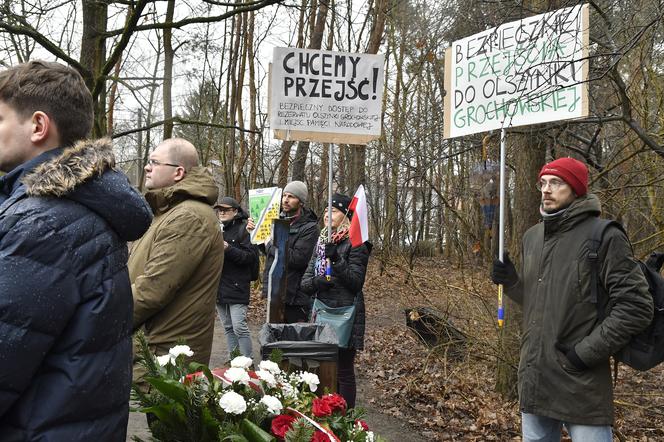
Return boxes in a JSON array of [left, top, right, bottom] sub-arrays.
[[0, 139, 152, 441]]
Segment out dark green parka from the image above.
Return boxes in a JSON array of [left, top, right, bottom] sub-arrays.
[[506, 194, 653, 425]]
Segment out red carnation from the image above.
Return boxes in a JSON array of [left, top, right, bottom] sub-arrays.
[[312, 397, 333, 417], [311, 431, 330, 442], [322, 393, 347, 414], [311, 429, 340, 442], [271, 414, 296, 439], [356, 419, 369, 431]]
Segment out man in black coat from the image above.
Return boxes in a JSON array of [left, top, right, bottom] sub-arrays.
[[0, 61, 153, 441], [248, 180, 319, 323], [215, 197, 259, 360]]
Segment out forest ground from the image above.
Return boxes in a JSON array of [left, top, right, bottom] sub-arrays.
[[128, 256, 664, 441]]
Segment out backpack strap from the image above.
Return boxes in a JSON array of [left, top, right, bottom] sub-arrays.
[[588, 218, 627, 306], [587, 218, 627, 384], [588, 219, 613, 305]]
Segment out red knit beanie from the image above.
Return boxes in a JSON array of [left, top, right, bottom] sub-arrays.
[[538, 157, 588, 196]]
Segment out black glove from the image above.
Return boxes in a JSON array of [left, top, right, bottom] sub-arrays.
[[324, 243, 339, 262], [491, 254, 519, 287], [555, 342, 588, 371], [646, 251, 664, 273], [314, 275, 335, 290]]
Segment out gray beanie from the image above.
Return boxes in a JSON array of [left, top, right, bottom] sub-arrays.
[[283, 180, 308, 204]]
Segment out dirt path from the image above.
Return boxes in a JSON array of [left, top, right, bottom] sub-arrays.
[[126, 313, 421, 441]]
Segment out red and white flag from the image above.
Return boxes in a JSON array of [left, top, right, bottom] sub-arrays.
[[348, 185, 369, 247]]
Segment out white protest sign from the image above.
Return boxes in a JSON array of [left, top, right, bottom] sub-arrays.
[[444, 4, 589, 138], [269, 47, 384, 144]]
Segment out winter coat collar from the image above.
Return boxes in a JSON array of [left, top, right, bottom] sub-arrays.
[[0, 148, 64, 203], [1, 138, 152, 241], [23, 139, 115, 197], [144, 167, 219, 215], [543, 193, 601, 236]]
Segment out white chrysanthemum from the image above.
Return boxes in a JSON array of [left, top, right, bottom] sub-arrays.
[[298, 372, 320, 392], [224, 367, 251, 384], [259, 395, 283, 414], [255, 369, 277, 387], [365, 431, 375, 442], [230, 356, 253, 369], [218, 391, 247, 415], [280, 382, 297, 399], [156, 354, 173, 366], [168, 345, 194, 358], [258, 360, 281, 374]]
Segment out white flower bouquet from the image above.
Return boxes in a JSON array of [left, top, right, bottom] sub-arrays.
[[132, 333, 383, 442]]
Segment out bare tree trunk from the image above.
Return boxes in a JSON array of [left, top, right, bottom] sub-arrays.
[[233, 10, 249, 200], [247, 10, 258, 191], [291, 0, 329, 182], [80, 0, 108, 137], [107, 56, 122, 135], [162, 0, 175, 139], [347, 0, 389, 192]]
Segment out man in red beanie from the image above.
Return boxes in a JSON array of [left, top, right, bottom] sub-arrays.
[[492, 157, 652, 441]]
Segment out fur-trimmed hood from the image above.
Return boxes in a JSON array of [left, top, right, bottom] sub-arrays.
[[23, 138, 116, 197], [21, 138, 152, 241]]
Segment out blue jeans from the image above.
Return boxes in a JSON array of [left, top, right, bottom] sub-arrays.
[[522, 413, 612, 442], [216, 304, 252, 359]]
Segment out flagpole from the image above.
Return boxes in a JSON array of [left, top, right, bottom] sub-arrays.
[[497, 126, 506, 328], [326, 143, 333, 280]]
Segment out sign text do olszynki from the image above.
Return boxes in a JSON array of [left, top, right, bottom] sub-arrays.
[[444, 4, 589, 138]]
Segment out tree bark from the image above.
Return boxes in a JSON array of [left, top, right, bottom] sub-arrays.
[[162, 0, 175, 139], [80, 0, 109, 137]]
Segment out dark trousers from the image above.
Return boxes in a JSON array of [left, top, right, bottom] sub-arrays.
[[338, 348, 357, 408], [284, 304, 310, 323]]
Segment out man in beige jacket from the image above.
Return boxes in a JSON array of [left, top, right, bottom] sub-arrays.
[[129, 138, 224, 370]]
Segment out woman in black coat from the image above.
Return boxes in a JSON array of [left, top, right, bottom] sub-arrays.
[[301, 193, 370, 408], [215, 197, 259, 360]]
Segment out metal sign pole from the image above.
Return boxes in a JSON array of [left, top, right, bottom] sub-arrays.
[[325, 144, 334, 280], [497, 127, 506, 327]]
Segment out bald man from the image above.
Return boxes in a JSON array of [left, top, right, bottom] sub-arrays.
[[129, 138, 224, 372]]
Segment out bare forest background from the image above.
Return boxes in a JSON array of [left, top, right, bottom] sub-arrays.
[[2, 0, 664, 414]]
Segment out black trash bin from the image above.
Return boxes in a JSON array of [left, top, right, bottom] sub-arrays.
[[259, 323, 338, 394]]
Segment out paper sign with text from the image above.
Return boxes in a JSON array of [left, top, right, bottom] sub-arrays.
[[249, 187, 282, 244], [270, 47, 385, 139], [444, 4, 589, 138]]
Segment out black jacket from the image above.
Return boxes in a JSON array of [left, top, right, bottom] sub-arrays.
[[301, 238, 371, 350], [217, 208, 259, 305], [0, 139, 153, 441], [261, 208, 319, 306]]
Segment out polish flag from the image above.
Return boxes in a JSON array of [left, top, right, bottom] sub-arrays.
[[348, 185, 369, 247]]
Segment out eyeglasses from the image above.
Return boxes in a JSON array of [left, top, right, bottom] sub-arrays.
[[147, 158, 180, 168], [216, 207, 236, 213], [536, 178, 567, 191]]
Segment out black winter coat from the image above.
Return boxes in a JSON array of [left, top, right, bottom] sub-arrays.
[[261, 208, 319, 306], [506, 194, 652, 425], [301, 238, 370, 350], [0, 140, 153, 441], [218, 208, 259, 305]]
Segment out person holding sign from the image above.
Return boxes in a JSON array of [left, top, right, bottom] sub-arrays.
[[491, 158, 652, 441], [214, 197, 258, 360], [300, 193, 371, 408], [247, 180, 319, 323]]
